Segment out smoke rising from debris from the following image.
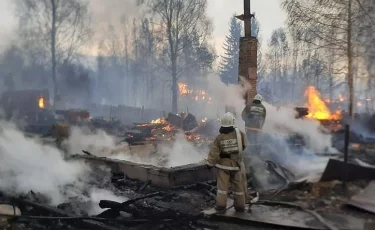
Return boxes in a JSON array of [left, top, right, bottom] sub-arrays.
[[0, 122, 91, 205], [0, 121, 128, 215], [204, 74, 334, 181], [263, 104, 336, 154], [64, 126, 120, 155], [65, 74, 335, 184], [67, 127, 207, 167], [157, 132, 207, 167]]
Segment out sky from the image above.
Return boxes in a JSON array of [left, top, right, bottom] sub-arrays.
[[0, 0, 286, 57], [207, 0, 286, 56]]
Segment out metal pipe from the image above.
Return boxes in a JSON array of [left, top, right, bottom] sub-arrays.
[[244, 0, 251, 37]]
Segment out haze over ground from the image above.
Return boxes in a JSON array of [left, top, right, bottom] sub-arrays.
[[0, 0, 286, 59]]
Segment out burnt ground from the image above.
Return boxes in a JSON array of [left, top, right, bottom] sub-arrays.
[[3, 172, 375, 230], [2, 144, 375, 230], [0, 174, 284, 230], [2, 125, 375, 229]]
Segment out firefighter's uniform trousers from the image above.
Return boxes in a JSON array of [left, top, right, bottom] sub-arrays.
[[246, 127, 262, 154], [207, 128, 247, 211], [215, 158, 245, 210], [243, 127, 262, 197]]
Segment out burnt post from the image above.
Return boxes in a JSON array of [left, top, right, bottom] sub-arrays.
[[343, 124, 350, 188], [236, 0, 257, 104]]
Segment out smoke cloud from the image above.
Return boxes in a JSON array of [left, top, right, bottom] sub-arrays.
[[0, 121, 129, 216], [262, 104, 336, 154], [0, 122, 91, 205], [203, 73, 335, 181], [65, 73, 336, 183], [66, 127, 207, 168], [63, 126, 120, 155], [157, 132, 207, 167]]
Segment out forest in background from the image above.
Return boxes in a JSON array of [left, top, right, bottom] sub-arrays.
[[1, 0, 375, 114]]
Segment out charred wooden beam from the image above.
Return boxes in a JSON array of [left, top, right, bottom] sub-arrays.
[[295, 107, 309, 119], [11, 198, 117, 230], [97, 183, 211, 219]]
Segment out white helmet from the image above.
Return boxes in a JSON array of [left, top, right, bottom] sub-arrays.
[[253, 94, 263, 102], [221, 112, 235, 127]]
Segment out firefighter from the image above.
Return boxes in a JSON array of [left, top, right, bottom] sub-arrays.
[[241, 94, 266, 150], [241, 94, 266, 203], [206, 112, 247, 212]]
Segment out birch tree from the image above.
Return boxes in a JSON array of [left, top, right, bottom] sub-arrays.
[[15, 0, 92, 101], [138, 0, 212, 113], [282, 0, 361, 116]]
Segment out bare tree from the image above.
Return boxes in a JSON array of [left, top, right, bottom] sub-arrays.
[[14, 0, 92, 102], [138, 0, 212, 113], [282, 0, 365, 116], [266, 28, 290, 97]]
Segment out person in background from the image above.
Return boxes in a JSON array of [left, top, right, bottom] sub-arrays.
[[241, 94, 266, 153], [206, 112, 247, 212], [241, 94, 266, 203]]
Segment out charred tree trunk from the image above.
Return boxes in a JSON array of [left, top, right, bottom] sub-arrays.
[[172, 59, 178, 113], [347, 0, 354, 117], [51, 0, 57, 103], [125, 31, 130, 105]]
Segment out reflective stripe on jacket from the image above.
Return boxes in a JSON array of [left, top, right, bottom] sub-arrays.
[[207, 128, 247, 171]]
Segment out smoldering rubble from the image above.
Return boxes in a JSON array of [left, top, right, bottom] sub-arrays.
[[0, 76, 374, 229]]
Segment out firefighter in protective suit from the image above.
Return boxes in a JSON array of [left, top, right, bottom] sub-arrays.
[[207, 112, 247, 212], [241, 94, 266, 203], [241, 94, 266, 149]]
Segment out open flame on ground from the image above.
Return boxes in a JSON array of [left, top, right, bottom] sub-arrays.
[[305, 86, 341, 120], [38, 97, 45, 109], [178, 82, 212, 103], [134, 115, 214, 144]]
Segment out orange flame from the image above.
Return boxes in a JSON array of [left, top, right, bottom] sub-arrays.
[[162, 124, 173, 132], [178, 82, 212, 104], [305, 86, 341, 120], [339, 94, 344, 102], [38, 97, 45, 109], [178, 83, 191, 95], [151, 118, 166, 124], [186, 134, 201, 141]]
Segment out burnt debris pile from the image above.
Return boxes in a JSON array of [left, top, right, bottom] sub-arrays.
[[124, 113, 218, 145], [0, 174, 218, 230]]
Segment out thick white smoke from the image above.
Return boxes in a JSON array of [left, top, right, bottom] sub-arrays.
[[0, 122, 129, 214], [204, 74, 250, 130], [157, 132, 207, 167], [262, 104, 336, 154], [0, 122, 91, 205], [63, 126, 120, 155], [66, 74, 335, 180], [203, 73, 334, 180], [66, 127, 207, 168]]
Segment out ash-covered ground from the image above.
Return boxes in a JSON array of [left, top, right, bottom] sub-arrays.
[[1, 103, 375, 229]]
